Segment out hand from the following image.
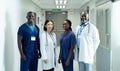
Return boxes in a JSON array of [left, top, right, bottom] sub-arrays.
[[58, 58, 61, 64], [21, 54, 26, 61], [65, 59, 70, 66], [38, 52, 41, 59], [44, 59, 48, 64]]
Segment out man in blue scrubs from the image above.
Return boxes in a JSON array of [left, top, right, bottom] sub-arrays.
[[58, 19, 76, 71], [17, 11, 41, 71]]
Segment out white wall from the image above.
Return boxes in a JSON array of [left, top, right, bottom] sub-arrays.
[[68, 10, 80, 32], [0, 0, 6, 71], [111, 1, 120, 71], [1, 0, 42, 71]]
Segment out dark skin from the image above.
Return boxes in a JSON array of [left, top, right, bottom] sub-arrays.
[[18, 12, 41, 61], [81, 12, 87, 24], [58, 20, 75, 66]]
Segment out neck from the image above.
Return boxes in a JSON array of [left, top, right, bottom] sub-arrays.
[[47, 31, 52, 34], [65, 29, 69, 32], [28, 22, 34, 26]]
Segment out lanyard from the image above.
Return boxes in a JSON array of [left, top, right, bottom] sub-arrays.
[[50, 34, 56, 47], [45, 32, 56, 47], [77, 23, 89, 48], [77, 23, 89, 36]]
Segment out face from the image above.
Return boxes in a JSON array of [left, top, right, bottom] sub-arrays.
[[63, 21, 69, 31], [45, 21, 54, 33], [81, 14, 87, 23], [26, 12, 35, 24]]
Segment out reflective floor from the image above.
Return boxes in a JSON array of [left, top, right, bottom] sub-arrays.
[[38, 47, 96, 71]]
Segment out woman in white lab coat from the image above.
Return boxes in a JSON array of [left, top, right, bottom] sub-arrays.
[[41, 20, 57, 71], [74, 12, 100, 71]]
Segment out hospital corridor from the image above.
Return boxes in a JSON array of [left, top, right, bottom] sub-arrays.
[[0, 0, 120, 71]]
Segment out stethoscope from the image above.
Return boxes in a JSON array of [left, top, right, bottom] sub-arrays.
[[45, 32, 56, 47], [77, 22, 90, 36]]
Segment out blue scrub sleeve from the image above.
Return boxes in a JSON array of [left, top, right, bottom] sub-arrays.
[[17, 25, 25, 36], [70, 33, 76, 45]]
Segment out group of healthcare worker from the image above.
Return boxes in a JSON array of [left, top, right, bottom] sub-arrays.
[[17, 11, 100, 71]]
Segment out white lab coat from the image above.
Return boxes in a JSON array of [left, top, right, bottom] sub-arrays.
[[74, 23, 100, 64], [40, 32, 57, 70]]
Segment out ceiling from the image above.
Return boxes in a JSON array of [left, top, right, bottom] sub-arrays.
[[32, 0, 89, 11]]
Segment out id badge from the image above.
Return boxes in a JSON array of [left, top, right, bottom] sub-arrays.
[[31, 36, 36, 41]]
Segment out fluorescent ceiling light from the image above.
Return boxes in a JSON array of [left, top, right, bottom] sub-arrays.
[[55, 0, 59, 4], [55, 0, 67, 9], [63, 0, 67, 4], [60, 5, 62, 8], [60, 0, 63, 4], [57, 6, 59, 8], [63, 5, 65, 8]]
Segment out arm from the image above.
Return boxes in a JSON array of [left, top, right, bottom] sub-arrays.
[[93, 26, 100, 52], [58, 52, 61, 64], [17, 35, 26, 61], [66, 44, 75, 66], [40, 33, 48, 63], [38, 37, 41, 58], [66, 32, 76, 66]]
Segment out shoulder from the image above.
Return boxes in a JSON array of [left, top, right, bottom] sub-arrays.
[[35, 24, 39, 30], [19, 23, 26, 28], [70, 31, 75, 35], [68, 31, 75, 37], [52, 32, 56, 37], [89, 23, 98, 30], [18, 23, 26, 31], [17, 23, 27, 35], [42, 32, 46, 36]]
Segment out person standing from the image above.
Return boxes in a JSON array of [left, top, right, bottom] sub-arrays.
[[74, 11, 100, 71], [17, 11, 41, 71], [58, 19, 76, 71], [41, 20, 57, 71]]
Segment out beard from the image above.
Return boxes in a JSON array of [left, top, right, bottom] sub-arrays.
[[29, 19, 34, 24]]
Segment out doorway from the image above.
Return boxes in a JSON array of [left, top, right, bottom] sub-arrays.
[[96, 2, 111, 71]]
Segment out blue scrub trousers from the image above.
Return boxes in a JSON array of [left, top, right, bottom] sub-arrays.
[[78, 62, 92, 71], [61, 58, 73, 71], [20, 53, 38, 71]]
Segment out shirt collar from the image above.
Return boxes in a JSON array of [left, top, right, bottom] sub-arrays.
[[80, 21, 88, 26]]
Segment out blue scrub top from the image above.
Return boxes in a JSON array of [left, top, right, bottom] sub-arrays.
[[60, 30, 76, 60], [17, 22, 39, 56]]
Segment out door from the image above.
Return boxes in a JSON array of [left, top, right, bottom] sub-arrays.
[[96, 6, 111, 71]]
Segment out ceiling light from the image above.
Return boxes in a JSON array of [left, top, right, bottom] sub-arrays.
[[60, 5, 62, 8], [60, 0, 63, 4], [55, 0, 67, 9], [55, 0, 59, 4], [57, 6, 59, 8], [63, 0, 67, 4], [63, 5, 65, 8]]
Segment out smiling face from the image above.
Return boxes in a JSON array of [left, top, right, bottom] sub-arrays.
[[26, 12, 35, 24], [45, 21, 54, 33], [81, 13, 87, 23], [62, 20, 70, 31]]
